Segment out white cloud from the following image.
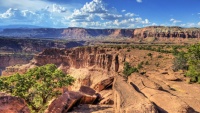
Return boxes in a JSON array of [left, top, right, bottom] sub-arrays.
[[125, 13, 135, 17], [0, 0, 152, 28], [0, 6, 69, 27], [187, 23, 195, 27], [136, 0, 142, 3], [170, 18, 181, 24], [121, 10, 126, 12], [198, 22, 200, 26], [67, 0, 151, 28], [0, 8, 36, 20], [99, 13, 122, 20], [180, 24, 186, 27], [152, 23, 157, 26], [81, 0, 107, 13]]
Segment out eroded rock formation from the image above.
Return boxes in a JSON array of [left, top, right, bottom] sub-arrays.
[[133, 26, 200, 39], [3, 46, 200, 113]]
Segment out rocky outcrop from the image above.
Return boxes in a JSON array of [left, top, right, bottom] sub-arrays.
[[0, 93, 30, 113], [128, 73, 196, 113], [33, 47, 120, 72], [113, 76, 158, 113]]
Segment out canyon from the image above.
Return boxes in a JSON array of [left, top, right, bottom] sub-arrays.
[[1, 26, 200, 112], [0, 38, 85, 75], [1, 45, 200, 113]]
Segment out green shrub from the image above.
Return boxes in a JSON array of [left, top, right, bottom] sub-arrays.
[[172, 51, 187, 71], [186, 43, 200, 83], [147, 53, 153, 59], [123, 62, 138, 77]]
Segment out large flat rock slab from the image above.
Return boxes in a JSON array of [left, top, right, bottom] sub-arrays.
[[113, 76, 158, 113]]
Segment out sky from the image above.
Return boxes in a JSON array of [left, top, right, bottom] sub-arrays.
[[0, 0, 200, 28]]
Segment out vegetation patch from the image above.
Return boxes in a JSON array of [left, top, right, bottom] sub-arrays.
[[0, 64, 75, 113]]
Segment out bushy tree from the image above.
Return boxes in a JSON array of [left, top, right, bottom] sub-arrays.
[[186, 43, 200, 83], [0, 64, 75, 112]]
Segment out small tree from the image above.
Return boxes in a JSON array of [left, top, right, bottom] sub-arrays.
[[0, 64, 75, 112]]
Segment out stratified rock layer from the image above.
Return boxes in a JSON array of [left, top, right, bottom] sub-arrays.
[[133, 26, 200, 39]]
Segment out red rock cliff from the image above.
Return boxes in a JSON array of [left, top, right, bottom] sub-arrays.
[[132, 26, 200, 39]]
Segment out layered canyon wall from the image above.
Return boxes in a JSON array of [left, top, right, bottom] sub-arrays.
[[1, 26, 200, 40]]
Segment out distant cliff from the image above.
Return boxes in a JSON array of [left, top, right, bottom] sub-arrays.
[[0, 27, 134, 39], [0, 26, 200, 39], [133, 26, 200, 39]]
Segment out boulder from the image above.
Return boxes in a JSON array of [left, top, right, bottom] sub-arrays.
[[93, 77, 114, 92], [46, 86, 97, 113], [78, 86, 97, 104], [98, 90, 114, 105], [0, 95, 30, 113], [46, 91, 82, 113]]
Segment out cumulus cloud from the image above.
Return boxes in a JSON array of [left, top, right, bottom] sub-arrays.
[[0, 8, 36, 20], [68, 0, 150, 28], [170, 18, 181, 24], [136, 0, 142, 3], [0, 0, 151, 28], [0, 5, 69, 27]]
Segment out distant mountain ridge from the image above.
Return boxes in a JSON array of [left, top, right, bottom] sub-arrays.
[[0, 26, 200, 40], [0, 25, 43, 29]]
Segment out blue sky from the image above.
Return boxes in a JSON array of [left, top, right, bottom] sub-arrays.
[[0, 0, 200, 28]]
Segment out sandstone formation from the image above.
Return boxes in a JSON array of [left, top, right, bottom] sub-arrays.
[[0, 93, 30, 113]]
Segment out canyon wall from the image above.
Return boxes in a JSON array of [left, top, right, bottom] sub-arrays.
[[1, 26, 200, 40], [133, 26, 200, 39]]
